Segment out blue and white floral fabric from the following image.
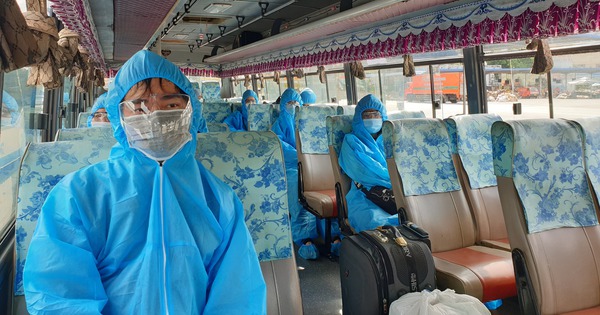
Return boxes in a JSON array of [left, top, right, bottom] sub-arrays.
[[297, 105, 341, 154], [491, 119, 597, 233], [571, 117, 600, 200], [196, 132, 292, 261], [448, 114, 502, 189], [206, 122, 229, 132], [327, 115, 354, 155], [15, 140, 112, 295], [201, 81, 221, 101], [202, 102, 232, 123], [55, 127, 116, 142], [387, 111, 426, 121], [248, 103, 273, 131], [77, 112, 91, 128], [382, 118, 461, 196]]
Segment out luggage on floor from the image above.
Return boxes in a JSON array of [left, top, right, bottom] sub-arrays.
[[340, 224, 436, 315]]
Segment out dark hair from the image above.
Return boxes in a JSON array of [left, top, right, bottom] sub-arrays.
[[122, 78, 185, 101]]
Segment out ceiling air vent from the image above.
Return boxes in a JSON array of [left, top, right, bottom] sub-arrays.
[[182, 16, 229, 25]]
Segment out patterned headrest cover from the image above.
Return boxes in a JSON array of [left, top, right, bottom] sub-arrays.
[[55, 127, 116, 142], [202, 102, 232, 123], [491, 119, 598, 233], [326, 115, 354, 156], [449, 114, 502, 189], [248, 104, 273, 131], [201, 82, 222, 102], [296, 105, 343, 154], [387, 111, 426, 121], [571, 117, 600, 200], [15, 140, 112, 295], [383, 118, 461, 196], [206, 122, 229, 132], [195, 132, 292, 262]]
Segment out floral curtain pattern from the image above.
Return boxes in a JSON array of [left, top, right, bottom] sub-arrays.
[[221, 0, 598, 77]]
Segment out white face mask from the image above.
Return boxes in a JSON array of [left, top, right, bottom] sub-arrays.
[[285, 101, 299, 114], [91, 121, 111, 128], [121, 106, 192, 161]]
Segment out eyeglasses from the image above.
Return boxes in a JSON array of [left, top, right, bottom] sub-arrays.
[[120, 94, 190, 116], [362, 110, 382, 119], [93, 112, 108, 119]]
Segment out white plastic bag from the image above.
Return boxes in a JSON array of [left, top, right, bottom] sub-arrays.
[[389, 289, 491, 315]]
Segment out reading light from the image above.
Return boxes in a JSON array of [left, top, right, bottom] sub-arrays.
[[204, 3, 232, 14]]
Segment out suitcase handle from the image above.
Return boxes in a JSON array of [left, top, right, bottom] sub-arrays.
[[379, 225, 408, 247]]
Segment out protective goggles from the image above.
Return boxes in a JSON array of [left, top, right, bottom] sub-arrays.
[[119, 93, 191, 116]]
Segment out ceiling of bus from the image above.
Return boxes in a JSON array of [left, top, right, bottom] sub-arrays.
[[90, 0, 373, 67]]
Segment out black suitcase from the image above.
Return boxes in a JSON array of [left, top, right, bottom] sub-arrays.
[[340, 224, 436, 315]]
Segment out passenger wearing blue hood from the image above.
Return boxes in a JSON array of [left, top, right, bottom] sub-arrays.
[[223, 89, 257, 131], [272, 88, 320, 260], [87, 93, 110, 127], [23, 50, 266, 315], [300, 88, 317, 105], [339, 94, 398, 232]]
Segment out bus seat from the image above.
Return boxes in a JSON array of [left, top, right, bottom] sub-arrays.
[[571, 117, 600, 211], [54, 127, 116, 143], [202, 101, 232, 123], [13, 140, 112, 310], [206, 122, 229, 132], [341, 105, 355, 115], [326, 114, 354, 235], [76, 112, 90, 128], [295, 105, 343, 246], [493, 119, 600, 315], [382, 118, 516, 302], [445, 114, 510, 251], [201, 82, 221, 102], [232, 102, 242, 115], [271, 104, 280, 125], [195, 131, 302, 315], [388, 110, 425, 120], [248, 103, 273, 131]]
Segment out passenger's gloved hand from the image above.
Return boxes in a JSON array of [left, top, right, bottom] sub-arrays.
[[298, 243, 319, 260]]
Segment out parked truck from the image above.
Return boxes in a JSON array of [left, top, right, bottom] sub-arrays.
[[405, 72, 464, 103]]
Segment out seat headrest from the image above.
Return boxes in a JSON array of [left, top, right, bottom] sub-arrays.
[[446, 114, 502, 189], [571, 117, 600, 200], [296, 105, 342, 154], [492, 119, 598, 233], [383, 118, 461, 196], [326, 115, 354, 155]]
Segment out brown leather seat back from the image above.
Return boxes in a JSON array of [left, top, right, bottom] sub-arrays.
[[492, 119, 600, 314], [445, 114, 509, 250]]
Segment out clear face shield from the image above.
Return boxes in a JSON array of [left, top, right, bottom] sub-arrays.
[[285, 101, 299, 114], [119, 93, 193, 161]]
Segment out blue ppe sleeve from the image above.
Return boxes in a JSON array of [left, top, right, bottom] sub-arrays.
[[346, 185, 398, 233], [23, 184, 108, 315], [203, 197, 267, 314], [339, 134, 391, 189], [223, 110, 246, 131]]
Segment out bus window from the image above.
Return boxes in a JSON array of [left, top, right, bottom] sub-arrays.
[[355, 69, 381, 106], [552, 52, 600, 119], [380, 68, 406, 113], [305, 74, 327, 104], [431, 64, 467, 118], [404, 65, 434, 117], [293, 75, 307, 92], [262, 76, 280, 103]]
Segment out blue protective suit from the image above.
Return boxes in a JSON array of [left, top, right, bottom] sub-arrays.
[[86, 93, 108, 127], [23, 50, 266, 315], [300, 89, 317, 105], [339, 94, 398, 232], [271, 89, 318, 256], [223, 90, 257, 131]]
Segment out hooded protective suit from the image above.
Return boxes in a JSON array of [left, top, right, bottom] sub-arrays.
[[339, 94, 398, 232], [86, 93, 108, 127], [23, 50, 266, 315], [271, 89, 318, 258], [300, 89, 317, 105], [223, 89, 257, 131]]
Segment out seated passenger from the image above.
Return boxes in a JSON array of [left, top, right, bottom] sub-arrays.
[[87, 93, 110, 127], [1, 91, 19, 127], [223, 89, 258, 131], [339, 94, 398, 232], [23, 50, 266, 314], [300, 88, 317, 106], [272, 88, 320, 260]]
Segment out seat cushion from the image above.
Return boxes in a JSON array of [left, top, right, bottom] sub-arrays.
[[433, 246, 516, 302], [561, 306, 600, 315], [304, 189, 337, 218]]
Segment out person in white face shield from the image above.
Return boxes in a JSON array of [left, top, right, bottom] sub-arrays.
[[23, 50, 266, 315], [223, 89, 258, 131], [87, 93, 111, 127], [338, 94, 398, 233]]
